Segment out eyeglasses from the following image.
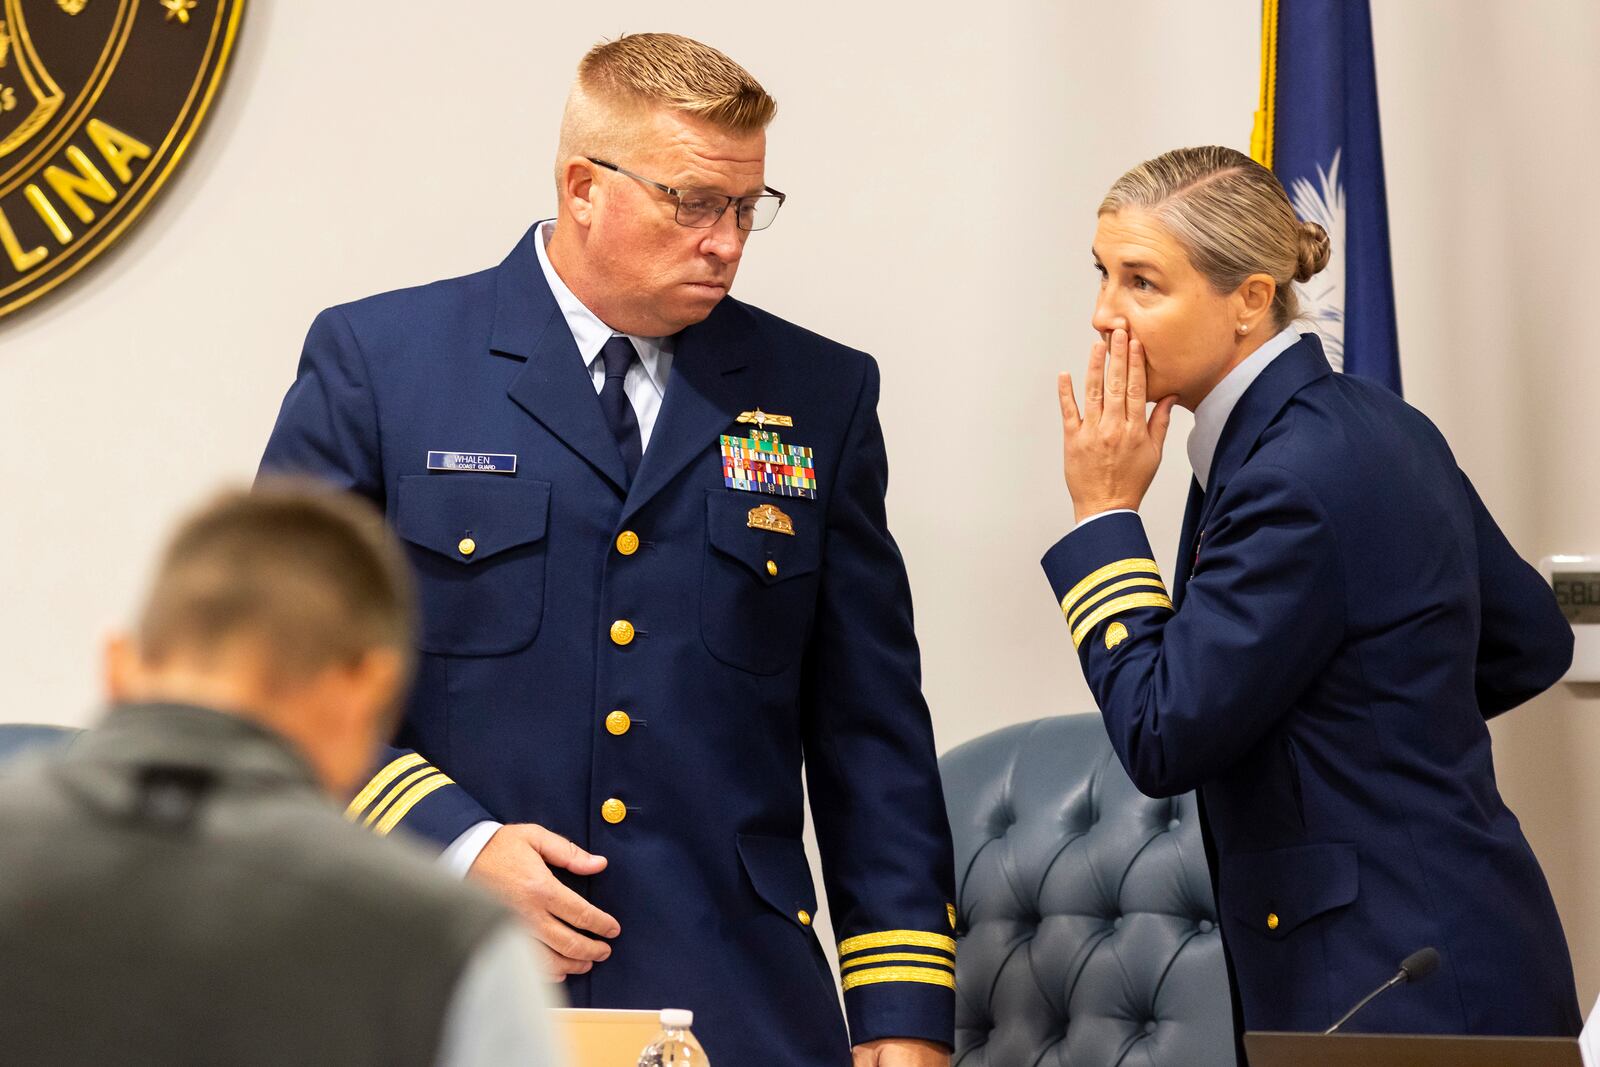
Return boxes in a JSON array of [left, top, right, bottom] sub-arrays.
[[588, 158, 786, 232]]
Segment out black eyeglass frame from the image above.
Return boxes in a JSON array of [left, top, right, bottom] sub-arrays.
[[588, 158, 786, 231]]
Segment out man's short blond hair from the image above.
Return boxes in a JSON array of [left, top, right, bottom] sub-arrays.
[[555, 33, 776, 191]]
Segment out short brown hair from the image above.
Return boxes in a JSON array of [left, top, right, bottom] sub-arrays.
[[555, 33, 776, 189], [136, 481, 415, 685], [1100, 146, 1331, 329]]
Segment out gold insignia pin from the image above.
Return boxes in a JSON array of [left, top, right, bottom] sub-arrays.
[[1105, 622, 1130, 650], [736, 408, 794, 430], [747, 503, 796, 536]]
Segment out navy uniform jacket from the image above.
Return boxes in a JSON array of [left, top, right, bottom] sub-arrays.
[[260, 226, 956, 1064], [1040, 335, 1580, 1037]]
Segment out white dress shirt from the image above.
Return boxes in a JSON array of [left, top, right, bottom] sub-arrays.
[[1074, 326, 1304, 531], [439, 219, 677, 877], [1185, 326, 1302, 491], [536, 218, 673, 448]]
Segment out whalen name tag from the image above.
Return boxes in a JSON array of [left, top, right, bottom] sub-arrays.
[[427, 451, 517, 474]]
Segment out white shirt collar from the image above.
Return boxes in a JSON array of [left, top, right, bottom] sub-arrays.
[[1186, 326, 1304, 490], [533, 219, 671, 392]]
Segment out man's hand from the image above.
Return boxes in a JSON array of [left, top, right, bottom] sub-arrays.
[[1059, 326, 1178, 523], [469, 823, 619, 981], [851, 1039, 950, 1067]]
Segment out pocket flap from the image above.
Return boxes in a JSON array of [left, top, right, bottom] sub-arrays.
[[396, 476, 549, 564], [706, 492, 821, 584], [737, 833, 818, 928], [1220, 842, 1358, 940]]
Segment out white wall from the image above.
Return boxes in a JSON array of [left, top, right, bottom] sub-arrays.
[[2, 0, 1595, 1007]]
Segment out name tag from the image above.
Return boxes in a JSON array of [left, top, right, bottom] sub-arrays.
[[427, 451, 517, 474]]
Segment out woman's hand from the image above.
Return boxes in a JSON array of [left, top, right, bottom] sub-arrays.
[[1059, 327, 1178, 523]]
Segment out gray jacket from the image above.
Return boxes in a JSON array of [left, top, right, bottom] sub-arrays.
[[0, 703, 557, 1066]]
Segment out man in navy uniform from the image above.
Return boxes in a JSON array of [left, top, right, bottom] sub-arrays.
[[261, 33, 954, 1067]]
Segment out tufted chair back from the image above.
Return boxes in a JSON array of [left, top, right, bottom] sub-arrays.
[[0, 724, 80, 768], [941, 715, 1234, 1066]]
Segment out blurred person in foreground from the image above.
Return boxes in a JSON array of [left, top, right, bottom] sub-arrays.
[[0, 482, 566, 1067], [1042, 146, 1578, 1047]]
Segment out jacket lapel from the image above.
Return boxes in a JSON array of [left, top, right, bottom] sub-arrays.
[[619, 299, 750, 525], [494, 228, 629, 494], [1173, 476, 1205, 607], [1182, 334, 1334, 581]]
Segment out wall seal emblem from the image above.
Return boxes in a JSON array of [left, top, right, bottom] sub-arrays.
[[0, 0, 244, 320]]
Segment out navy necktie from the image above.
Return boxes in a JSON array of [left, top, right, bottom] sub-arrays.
[[598, 335, 643, 483]]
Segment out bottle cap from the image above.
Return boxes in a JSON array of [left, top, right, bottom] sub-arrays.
[[659, 1008, 694, 1029]]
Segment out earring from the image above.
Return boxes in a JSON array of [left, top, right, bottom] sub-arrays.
[[1238, 324, 1249, 334]]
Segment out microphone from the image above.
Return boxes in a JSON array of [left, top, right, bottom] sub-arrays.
[[1323, 947, 1441, 1035]]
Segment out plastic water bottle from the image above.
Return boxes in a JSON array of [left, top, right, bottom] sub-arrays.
[[636, 1008, 710, 1067]]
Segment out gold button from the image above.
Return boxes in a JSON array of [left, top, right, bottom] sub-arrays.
[[601, 798, 627, 824], [766, 559, 779, 577], [1266, 912, 1280, 931], [609, 620, 635, 646], [616, 531, 640, 556], [797, 910, 812, 926], [457, 537, 476, 557], [605, 710, 631, 736]]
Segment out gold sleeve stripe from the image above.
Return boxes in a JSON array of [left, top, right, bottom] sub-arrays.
[[837, 930, 957, 957], [373, 773, 454, 836], [1072, 592, 1175, 648], [840, 952, 956, 972], [361, 766, 438, 828], [841, 966, 957, 992], [1067, 575, 1169, 630], [345, 753, 427, 819], [1059, 558, 1161, 620]]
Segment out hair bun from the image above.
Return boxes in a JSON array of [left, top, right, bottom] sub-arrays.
[[1294, 221, 1331, 282]]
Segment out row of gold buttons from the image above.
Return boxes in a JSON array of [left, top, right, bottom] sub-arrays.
[[602, 528, 798, 918], [602, 531, 642, 824]]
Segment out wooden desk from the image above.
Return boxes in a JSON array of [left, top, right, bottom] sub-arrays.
[[554, 1008, 662, 1066]]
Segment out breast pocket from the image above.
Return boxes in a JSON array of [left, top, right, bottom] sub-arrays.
[[701, 491, 822, 675], [394, 475, 551, 656]]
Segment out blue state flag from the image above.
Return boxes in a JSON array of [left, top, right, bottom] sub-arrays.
[[1251, 0, 1402, 393]]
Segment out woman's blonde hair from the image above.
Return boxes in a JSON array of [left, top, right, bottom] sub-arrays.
[[1100, 146, 1330, 328]]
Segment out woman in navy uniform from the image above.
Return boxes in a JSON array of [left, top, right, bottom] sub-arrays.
[[1043, 146, 1579, 1041]]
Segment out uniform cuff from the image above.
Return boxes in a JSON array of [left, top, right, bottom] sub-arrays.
[[344, 753, 494, 850], [837, 929, 956, 1048], [1072, 507, 1137, 532], [1042, 513, 1173, 650], [440, 820, 503, 878]]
